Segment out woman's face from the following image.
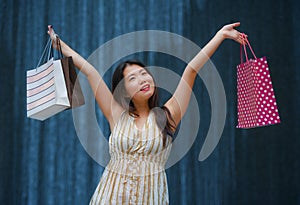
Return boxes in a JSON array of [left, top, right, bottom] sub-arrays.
[[123, 64, 155, 103]]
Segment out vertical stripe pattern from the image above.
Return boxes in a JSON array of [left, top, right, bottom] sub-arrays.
[[90, 110, 172, 205]]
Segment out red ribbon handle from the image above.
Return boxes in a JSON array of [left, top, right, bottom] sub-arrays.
[[240, 33, 257, 64]]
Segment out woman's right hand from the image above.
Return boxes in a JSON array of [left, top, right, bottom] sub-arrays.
[[47, 25, 59, 49]]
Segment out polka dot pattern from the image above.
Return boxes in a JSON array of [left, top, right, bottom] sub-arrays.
[[237, 56, 281, 128]]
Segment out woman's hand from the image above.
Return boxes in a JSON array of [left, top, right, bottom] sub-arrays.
[[47, 25, 59, 49], [218, 22, 245, 44]]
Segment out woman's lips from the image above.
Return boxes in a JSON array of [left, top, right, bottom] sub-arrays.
[[140, 84, 150, 91]]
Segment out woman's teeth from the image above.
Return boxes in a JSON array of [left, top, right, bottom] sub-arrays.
[[140, 85, 149, 91]]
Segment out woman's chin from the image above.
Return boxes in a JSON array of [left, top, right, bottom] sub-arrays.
[[132, 91, 154, 102]]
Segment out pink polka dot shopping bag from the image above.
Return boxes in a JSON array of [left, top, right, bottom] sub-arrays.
[[236, 34, 281, 128]]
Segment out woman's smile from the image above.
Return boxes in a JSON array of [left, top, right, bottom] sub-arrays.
[[140, 84, 150, 92]]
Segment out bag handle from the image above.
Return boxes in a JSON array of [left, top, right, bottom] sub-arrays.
[[56, 36, 64, 59], [240, 33, 257, 64], [35, 37, 52, 69], [35, 35, 64, 70]]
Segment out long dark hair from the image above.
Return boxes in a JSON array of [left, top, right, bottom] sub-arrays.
[[112, 59, 175, 146]]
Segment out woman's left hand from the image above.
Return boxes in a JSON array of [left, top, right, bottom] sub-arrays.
[[218, 22, 245, 44]]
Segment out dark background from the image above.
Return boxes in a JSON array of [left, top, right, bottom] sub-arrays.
[[0, 0, 299, 204]]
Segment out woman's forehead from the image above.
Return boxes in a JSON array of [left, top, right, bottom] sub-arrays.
[[123, 64, 145, 77]]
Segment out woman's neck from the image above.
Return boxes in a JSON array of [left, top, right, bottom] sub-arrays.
[[132, 101, 150, 117]]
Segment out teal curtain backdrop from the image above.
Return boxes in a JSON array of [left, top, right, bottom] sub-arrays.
[[1, 0, 299, 204]]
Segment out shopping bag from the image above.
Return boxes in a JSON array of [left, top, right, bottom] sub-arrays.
[[27, 58, 70, 120], [57, 38, 85, 108], [236, 34, 281, 128]]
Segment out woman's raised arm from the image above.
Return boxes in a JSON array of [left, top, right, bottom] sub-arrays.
[[48, 26, 123, 129], [164, 22, 244, 127]]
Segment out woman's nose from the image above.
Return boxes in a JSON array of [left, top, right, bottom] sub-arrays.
[[138, 76, 146, 84]]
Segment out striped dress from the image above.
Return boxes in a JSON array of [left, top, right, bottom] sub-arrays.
[[90, 110, 172, 205]]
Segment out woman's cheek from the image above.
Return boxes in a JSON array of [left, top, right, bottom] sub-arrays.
[[126, 81, 139, 97]]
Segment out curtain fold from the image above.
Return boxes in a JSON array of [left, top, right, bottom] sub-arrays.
[[0, 0, 299, 204]]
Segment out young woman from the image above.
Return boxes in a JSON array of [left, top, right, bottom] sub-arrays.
[[48, 22, 244, 204]]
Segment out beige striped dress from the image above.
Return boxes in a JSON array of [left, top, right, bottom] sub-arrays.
[[90, 110, 172, 205]]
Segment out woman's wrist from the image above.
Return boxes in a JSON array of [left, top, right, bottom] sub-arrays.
[[215, 30, 226, 41]]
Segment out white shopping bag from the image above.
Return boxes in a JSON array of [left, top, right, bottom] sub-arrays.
[[26, 57, 70, 120]]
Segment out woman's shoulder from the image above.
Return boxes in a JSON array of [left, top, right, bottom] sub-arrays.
[[109, 109, 128, 132]]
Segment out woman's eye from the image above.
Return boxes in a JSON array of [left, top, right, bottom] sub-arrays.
[[141, 72, 147, 75], [129, 77, 135, 81]]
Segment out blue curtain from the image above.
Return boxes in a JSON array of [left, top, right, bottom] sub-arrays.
[[1, 0, 299, 204]]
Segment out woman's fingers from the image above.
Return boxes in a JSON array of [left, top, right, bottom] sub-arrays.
[[223, 22, 240, 31], [239, 33, 249, 45], [47, 25, 59, 48], [48, 25, 55, 38], [231, 22, 241, 28], [230, 22, 248, 44], [47, 25, 52, 35]]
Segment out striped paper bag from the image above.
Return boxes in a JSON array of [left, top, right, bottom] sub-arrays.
[[27, 57, 70, 120]]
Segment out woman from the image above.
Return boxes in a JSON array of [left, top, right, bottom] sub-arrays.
[[48, 22, 244, 204]]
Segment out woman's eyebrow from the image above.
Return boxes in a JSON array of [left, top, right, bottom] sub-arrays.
[[126, 73, 135, 79], [126, 72, 139, 80], [126, 68, 145, 78]]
